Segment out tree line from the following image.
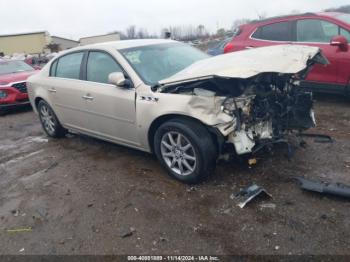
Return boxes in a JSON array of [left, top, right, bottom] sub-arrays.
[[110, 5, 349, 41]]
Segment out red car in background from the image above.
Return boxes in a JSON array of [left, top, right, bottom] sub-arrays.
[[0, 59, 39, 114], [224, 12, 350, 95]]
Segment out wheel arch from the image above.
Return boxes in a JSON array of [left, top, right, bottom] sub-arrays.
[[147, 114, 224, 155], [34, 97, 45, 111]]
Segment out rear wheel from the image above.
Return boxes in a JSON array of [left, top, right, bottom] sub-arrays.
[[154, 118, 217, 184], [38, 100, 67, 138]]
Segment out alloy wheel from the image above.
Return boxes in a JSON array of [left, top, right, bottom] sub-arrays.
[[160, 131, 197, 176], [40, 104, 56, 135]]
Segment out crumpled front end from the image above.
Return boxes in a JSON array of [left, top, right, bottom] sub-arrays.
[[220, 75, 316, 154], [156, 45, 327, 156]]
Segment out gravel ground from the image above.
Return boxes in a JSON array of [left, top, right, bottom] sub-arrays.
[[0, 94, 349, 255]]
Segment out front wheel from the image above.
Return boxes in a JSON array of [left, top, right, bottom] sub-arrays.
[[38, 100, 67, 138], [154, 118, 217, 184]]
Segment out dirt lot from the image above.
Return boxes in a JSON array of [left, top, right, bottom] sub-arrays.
[[0, 94, 349, 255]]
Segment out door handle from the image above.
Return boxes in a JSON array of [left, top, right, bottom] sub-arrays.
[[82, 94, 94, 101], [48, 88, 56, 93]]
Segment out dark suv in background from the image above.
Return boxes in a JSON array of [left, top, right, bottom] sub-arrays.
[[224, 12, 350, 95]]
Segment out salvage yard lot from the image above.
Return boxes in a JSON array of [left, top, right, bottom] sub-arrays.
[[0, 94, 349, 255]]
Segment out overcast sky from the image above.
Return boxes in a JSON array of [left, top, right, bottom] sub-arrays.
[[1, 0, 349, 40]]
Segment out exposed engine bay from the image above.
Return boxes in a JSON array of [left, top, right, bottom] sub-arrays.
[[159, 73, 316, 155], [154, 45, 329, 156]]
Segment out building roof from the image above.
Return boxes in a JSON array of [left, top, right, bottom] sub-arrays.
[[79, 32, 121, 41], [0, 31, 48, 38], [51, 36, 79, 43]]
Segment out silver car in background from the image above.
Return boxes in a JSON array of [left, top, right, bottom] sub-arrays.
[[27, 39, 327, 183]]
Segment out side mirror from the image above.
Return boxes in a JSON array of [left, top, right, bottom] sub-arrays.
[[330, 35, 348, 51], [108, 72, 126, 87]]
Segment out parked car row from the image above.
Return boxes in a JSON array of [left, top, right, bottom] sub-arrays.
[[223, 12, 350, 95], [0, 59, 39, 114]]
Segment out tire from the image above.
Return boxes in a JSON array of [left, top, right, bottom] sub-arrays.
[[37, 100, 67, 138], [154, 118, 217, 184]]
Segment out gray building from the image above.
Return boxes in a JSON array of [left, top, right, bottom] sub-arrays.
[[79, 33, 120, 46], [51, 36, 79, 51]]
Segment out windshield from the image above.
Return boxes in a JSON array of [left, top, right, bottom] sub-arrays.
[[0, 60, 34, 75], [119, 42, 209, 85], [337, 14, 350, 24]]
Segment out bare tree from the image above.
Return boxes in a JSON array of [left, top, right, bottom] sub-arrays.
[[216, 28, 226, 37], [126, 25, 136, 39], [256, 11, 267, 20], [197, 24, 205, 37], [109, 30, 127, 40], [325, 5, 350, 13], [137, 28, 151, 39], [46, 43, 60, 52], [231, 18, 251, 30]]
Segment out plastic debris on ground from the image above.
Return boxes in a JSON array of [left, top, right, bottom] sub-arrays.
[[232, 184, 272, 208], [295, 177, 350, 198]]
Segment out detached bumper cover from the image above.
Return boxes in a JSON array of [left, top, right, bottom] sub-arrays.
[[296, 177, 350, 198]]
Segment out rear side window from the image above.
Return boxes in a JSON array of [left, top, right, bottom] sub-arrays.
[[50, 60, 58, 76], [86, 52, 123, 84], [54, 52, 84, 79], [252, 21, 292, 41], [297, 19, 339, 43]]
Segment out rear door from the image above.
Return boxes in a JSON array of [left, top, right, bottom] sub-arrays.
[[48, 51, 91, 131], [80, 51, 139, 147]]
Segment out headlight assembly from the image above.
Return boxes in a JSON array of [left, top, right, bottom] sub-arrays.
[[0, 90, 8, 98]]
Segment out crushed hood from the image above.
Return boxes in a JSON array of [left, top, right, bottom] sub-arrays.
[[158, 45, 328, 86]]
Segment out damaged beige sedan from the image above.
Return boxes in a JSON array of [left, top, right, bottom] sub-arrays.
[[27, 39, 328, 183]]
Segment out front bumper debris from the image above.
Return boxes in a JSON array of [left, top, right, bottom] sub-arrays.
[[231, 184, 272, 208]]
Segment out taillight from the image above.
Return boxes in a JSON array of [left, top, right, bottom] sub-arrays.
[[224, 42, 234, 53]]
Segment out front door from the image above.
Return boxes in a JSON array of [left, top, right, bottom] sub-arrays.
[[81, 51, 139, 147], [336, 27, 350, 85], [295, 18, 340, 84]]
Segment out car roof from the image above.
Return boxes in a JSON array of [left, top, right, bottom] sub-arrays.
[[248, 12, 347, 25], [0, 58, 19, 63], [76, 39, 176, 51]]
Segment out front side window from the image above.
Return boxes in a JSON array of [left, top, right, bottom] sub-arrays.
[[336, 14, 350, 25], [119, 43, 209, 85], [297, 19, 339, 43], [55, 52, 84, 79], [252, 21, 292, 41], [86, 52, 123, 84], [340, 28, 350, 42]]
